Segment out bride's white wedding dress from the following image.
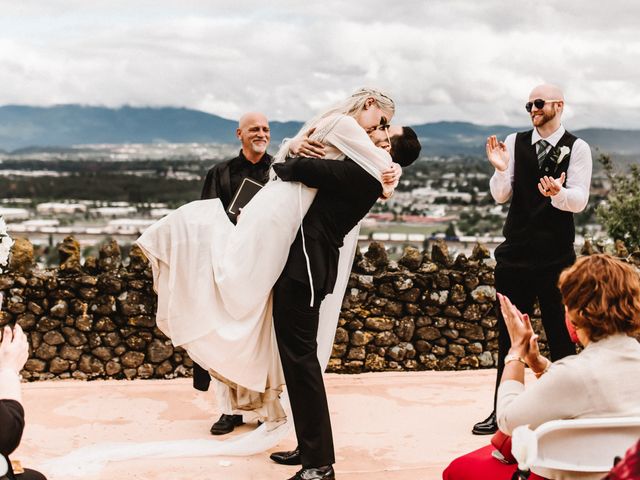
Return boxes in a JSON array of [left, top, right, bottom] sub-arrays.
[[138, 113, 393, 399], [42, 113, 394, 476]]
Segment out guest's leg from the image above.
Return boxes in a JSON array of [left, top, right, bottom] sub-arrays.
[[18, 468, 48, 480], [192, 363, 211, 391], [535, 266, 576, 362], [492, 266, 536, 409], [273, 276, 334, 468], [443, 445, 519, 480]]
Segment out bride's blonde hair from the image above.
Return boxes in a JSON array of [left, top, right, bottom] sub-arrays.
[[273, 87, 395, 165]]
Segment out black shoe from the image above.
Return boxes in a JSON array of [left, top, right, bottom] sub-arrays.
[[210, 414, 244, 435], [270, 447, 301, 465], [288, 465, 335, 480], [472, 411, 497, 435]]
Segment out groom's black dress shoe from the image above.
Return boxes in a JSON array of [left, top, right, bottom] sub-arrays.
[[472, 411, 498, 435], [287, 465, 335, 480], [270, 447, 301, 465], [210, 414, 244, 435]]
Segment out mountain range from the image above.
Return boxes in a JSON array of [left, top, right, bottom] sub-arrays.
[[1, 105, 639, 157]]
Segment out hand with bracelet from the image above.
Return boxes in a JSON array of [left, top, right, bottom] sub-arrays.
[[498, 293, 551, 384]]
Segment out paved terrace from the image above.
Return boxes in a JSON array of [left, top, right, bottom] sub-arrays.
[[14, 370, 521, 480]]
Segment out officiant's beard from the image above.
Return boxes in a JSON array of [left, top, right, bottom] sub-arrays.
[[250, 141, 268, 154]]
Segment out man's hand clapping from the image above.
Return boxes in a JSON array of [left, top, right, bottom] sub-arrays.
[[486, 135, 509, 172], [538, 172, 566, 197]]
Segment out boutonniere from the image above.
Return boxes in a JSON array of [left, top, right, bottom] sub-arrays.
[[556, 145, 571, 164]]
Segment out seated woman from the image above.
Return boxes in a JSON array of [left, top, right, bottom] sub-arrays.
[[0, 319, 47, 480], [444, 254, 640, 480]]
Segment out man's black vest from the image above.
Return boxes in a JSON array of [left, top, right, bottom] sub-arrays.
[[495, 129, 578, 270]]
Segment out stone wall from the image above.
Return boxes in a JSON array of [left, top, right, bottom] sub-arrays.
[[0, 237, 190, 381], [329, 241, 502, 373], [1, 236, 636, 380]]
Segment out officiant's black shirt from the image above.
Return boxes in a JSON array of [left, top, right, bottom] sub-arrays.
[[200, 150, 273, 223]]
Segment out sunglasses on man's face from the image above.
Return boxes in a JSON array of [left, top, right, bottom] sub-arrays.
[[525, 99, 561, 112]]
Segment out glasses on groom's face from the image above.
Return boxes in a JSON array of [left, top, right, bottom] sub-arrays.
[[525, 98, 562, 112]]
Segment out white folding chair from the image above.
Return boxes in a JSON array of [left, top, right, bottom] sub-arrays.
[[0, 455, 7, 477], [511, 416, 640, 478]]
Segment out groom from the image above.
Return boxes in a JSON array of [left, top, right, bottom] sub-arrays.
[[270, 126, 421, 480]]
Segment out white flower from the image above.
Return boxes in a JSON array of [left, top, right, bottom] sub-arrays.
[[0, 215, 13, 271], [0, 238, 12, 270], [557, 146, 571, 164]]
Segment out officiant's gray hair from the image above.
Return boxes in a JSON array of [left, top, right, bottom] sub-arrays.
[[272, 87, 395, 165]]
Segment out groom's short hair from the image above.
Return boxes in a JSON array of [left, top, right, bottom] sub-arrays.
[[391, 127, 421, 167]]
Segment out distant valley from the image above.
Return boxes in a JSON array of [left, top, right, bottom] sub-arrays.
[[1, 105, 639, 157]]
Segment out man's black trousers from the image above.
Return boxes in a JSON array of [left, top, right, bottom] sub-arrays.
[[273, 276, 335, 468], [492, 263, 577, 407]]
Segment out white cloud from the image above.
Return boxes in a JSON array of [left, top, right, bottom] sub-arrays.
[[0, 0, 639, 128]]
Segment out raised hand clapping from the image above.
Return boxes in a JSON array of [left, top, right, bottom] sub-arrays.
[[0, 324, 29, 375], [538, 172, 566, 197], [485, 135, 509, 172]]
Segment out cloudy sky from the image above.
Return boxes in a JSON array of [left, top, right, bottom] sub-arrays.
[[0, 0, 638, 128]]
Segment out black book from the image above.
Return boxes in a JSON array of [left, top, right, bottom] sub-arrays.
[[227, 177, 264, 215]]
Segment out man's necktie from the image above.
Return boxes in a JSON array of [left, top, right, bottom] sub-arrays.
[[536, 139, 551, 168]]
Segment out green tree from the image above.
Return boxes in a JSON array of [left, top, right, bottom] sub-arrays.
[[596, 153, 640, 251]]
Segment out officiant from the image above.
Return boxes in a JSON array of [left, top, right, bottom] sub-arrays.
[[195, 111, 273, 435], [200, 112, 273, 223]]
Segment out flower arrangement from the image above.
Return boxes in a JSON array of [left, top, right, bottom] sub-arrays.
[[0, 215, 13, 273]]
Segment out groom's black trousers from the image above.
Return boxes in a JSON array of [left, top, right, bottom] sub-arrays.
[[273, 276, 335, 468]]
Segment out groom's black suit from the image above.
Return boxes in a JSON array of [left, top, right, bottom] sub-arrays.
[[272, 156, 383, 468]]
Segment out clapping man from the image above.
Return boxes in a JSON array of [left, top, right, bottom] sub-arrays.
[[472, 84, 592, 435]]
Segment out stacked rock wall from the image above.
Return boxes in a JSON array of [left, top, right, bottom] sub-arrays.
[[328, 241, 502, 373], [4, 236, 635, 380], [0, 237, 191, 380]]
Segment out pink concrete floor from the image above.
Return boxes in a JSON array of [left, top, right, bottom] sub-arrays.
[[13, 370, 507, 479]]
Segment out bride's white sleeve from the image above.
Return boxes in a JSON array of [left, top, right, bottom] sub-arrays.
[[325, 116, 391, 170], [322, 115, 396, 194]]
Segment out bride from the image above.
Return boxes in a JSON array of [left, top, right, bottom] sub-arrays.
[[135, 87, 399, 424]]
